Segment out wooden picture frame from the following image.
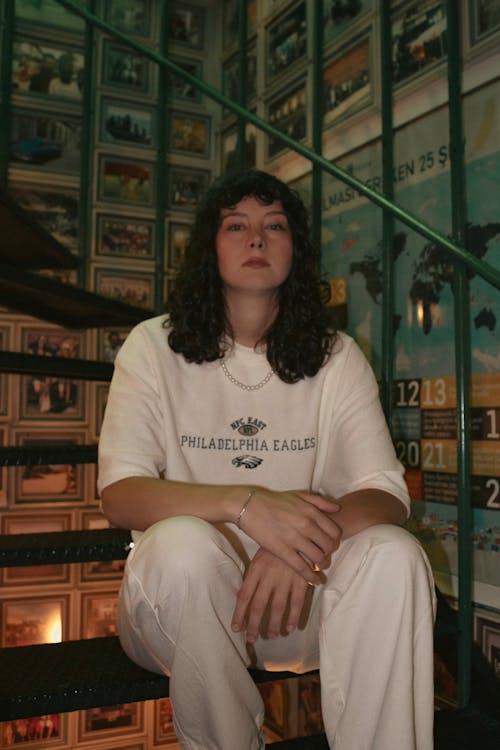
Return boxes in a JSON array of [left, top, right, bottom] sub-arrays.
[[266, 79, 307, 160], [169, 111, 211, 159], [221, 120, 257, 174], [105, 0, 153, 38], [475, 609, 500, 675], [0, 324, 12, 419], [323, 0, 373, 48], [19, 326, 86, 421], [11, 108, 81, 175], [167, 221, 192, 270], [93, 267, 155, 310], [102, 39, 151, 95], [0, 511, 73, 585], [78, 703, 144, 742], [98, 155, 155, 207], [100, 98, 156, 149], [13, 428, 87, 505], [167, 167, 210, 212], [79, 510, 126, 582], [391, 0, 447, 86], [12, 38, 84, 101], [80, 590, 119, 639], [469, 0, 500, 46], [222, 50, 257, 118], [96, 327, 130, 362], [0, 713, 67, 748], [168, 56, 203, 103], [94, 213, 155, 260], [15, 0, 87, 30], [266, 1, 306, 83], [323, 32, 372, 127], [1, 594, 69, 647], [8, 182, 79, 251], [154, 697, 178, 745], [169, 3, 205, 49], [92, 382, 109, 441]]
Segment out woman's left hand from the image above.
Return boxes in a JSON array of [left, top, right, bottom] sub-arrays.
[[231, 547, 311, 643]]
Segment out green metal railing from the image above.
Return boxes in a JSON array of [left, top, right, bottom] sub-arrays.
[[5, 0, 500, 708]]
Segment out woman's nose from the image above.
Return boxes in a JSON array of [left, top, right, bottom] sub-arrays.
[[249, 232, 264, 248]]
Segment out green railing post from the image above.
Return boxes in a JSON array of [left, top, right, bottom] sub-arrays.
[[155, 0, 169, 311], [311, 0, 324, 253], [0, 0, 15, 192], [235, 0, 248, 171], [446, 0, 473, 709]]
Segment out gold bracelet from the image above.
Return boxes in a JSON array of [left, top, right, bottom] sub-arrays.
[[235, 488, 256, 529]]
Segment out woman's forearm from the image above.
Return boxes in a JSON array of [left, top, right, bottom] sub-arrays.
[[331, 489, 408, 540]]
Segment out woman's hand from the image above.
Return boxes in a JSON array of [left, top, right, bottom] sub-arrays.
[[232, 547, 311, 643], [237, 488, 341, 583]]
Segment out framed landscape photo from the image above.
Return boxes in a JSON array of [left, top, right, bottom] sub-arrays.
[[100, 98, 156, 149], [8, 183, 79, 250], [469, 0, 500, 46], [154, 698, 178, 745], [19, 326, 85, 421], [78, 703, 144, 742], [391, 0, 447, 86], [1, 594, 69, 647], [167, 221, 191, 270], [13, 429, 87, 505], [169, 56, 203, 103], [266, 79, 307, 160], [0, 512, 72, 585], [12, 39, 84, 100], [105, 0, 153, 38], [323, 33, 372, 127], [167, 167, 210, 212], [11, 109, 81, 174], [95, 213, 155, 260], [169, 111, 211, 158], [266, 1, 307, 82], [93, 267, 155, 310], [169, 3, 205, 49], [98, 155, 155, 207], [102, 40, 151, 96]]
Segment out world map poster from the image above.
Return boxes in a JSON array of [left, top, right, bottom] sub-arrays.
[[321, 79, 500, 601]]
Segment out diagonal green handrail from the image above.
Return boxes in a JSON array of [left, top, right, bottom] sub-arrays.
[[57, 0, 500, 291]]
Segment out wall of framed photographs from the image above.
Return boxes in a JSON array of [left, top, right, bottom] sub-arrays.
[[1, 0, 500, 743]]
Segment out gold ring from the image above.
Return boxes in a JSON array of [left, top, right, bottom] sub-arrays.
[[312, 563, 321, 572]]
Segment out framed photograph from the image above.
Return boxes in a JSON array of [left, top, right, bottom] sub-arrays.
[[266, 80, 306, 160], [8, 183, 79, 250], [222, 50, 257, 117], [94, 267, 155, 309], [13, 429, 87, 505], [222, 0, 257, 50], [469, 0, 500, 46], [12, 40, 84, 100], [167, 167, 210, 212], [0, 713, 66, 748], [79, 510, 126, 581], [169, 55, 203, 103], [92, 382, 109, 440], [323, 0, 372, 47], [475, 610, 500, 677], [105, 0, 153, 37], [167, 221, 191, 270], [257, 680, 288, 740], [266, 1, 307, 82], [0, 324, 11, 419], [15, 0, 87, 30], [11, 109, 81, 174], [19, 326, 85, 421], [154, 698, 178, 745], [81, 591, 119, 639], [97, 327, 130, 362], [221, 120, 257, 174], [0, 428, 7, 506], [100, 98, 156, 149], [98, 155, 155, 206], [392, 0, 447, 86], [78, 703, 144, 742], [164, 272, 178, 302], [1, 594, 69, 647], [0, 512, 72, 585], [102, 40, 151, 95], [169, 111, 211, 158], [169, 3, 205, 49], [95, 213, 155, 260], [323, 33, 372, 126]]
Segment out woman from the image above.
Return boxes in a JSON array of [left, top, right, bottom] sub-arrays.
[[98, 169, 436, 750]]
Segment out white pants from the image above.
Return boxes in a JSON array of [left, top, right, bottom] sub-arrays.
[[117, 517, 436, 750]]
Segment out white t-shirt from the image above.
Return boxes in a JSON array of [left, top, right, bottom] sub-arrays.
[[98, 315, 410, 532]]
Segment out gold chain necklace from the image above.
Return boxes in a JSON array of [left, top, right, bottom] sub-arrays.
[[220, 360, 275, 391]]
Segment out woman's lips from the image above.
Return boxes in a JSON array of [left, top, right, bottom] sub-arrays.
[[242, 258, 270, 268]]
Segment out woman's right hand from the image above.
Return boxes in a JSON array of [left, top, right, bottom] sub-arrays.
[[237, 488, 341, 584]]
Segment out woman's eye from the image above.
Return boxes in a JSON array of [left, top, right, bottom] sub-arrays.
[[268, 222, 287, 230], [227, 223, 244, 231]]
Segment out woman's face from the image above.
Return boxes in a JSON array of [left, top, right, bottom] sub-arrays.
[[215, 196, 293, 299]]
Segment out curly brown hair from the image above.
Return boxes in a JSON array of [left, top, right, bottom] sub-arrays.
[[166, 169, 335, 383]]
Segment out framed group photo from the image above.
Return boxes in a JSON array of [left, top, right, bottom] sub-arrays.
[[1, 714, 66, 748], [98, 155, 155, 206], [391, 0, 447, 86], [167, 166, 210, 211], [266, 1, 307, 83], [105, 0, 153, 38], [169, 2, 205, 49], [93, 267, 155, 310], [102, 40, 152, 96], [12, 428, 87, 505], [323, 33, 372, 127], [266, 79, 307, 160], [12, 39, 84, 100], [94, 213, 155, 260], [8, 182, 79, 250], [100, 98, 156, 149], [11, 108, 81, 174], [169, 111, 211, 158]]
